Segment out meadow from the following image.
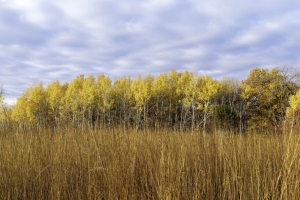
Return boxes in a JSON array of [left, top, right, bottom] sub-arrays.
[[1, 128, 300, 200]]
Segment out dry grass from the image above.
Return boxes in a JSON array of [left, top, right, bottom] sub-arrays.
[[1, 128, 300, 199]]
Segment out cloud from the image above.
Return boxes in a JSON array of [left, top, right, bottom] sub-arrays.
[[1, 0, 300, 103]]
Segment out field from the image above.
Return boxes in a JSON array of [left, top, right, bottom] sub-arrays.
[[1, 128, 300, 199]]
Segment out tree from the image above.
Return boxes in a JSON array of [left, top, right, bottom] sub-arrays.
[[196, 75, 220, 131], [45, 80, 68, 128], [95, 74, 114, 128], [286, 89, 300, 134], [80, 75, 96, 128], [150, 70, 182, 129], [26, 83, 49, 128], [214, 77, 240, 132], [151, 72, 169, 130], [165, 70, 181, 128], [0, 87, 11, 131], [241, 67, 298, 133], [130, 74, 154, 130], [176, 71, 197, 131], [64, 75, 85, 127], [12, 83, 48, 130], [12, 89, 30, 129], [113, 76, 133, 130]]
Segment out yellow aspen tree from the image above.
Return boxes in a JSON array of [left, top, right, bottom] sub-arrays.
[[12, 83, 48, 129], [130, 74, 154, 130], [152, 72, 169, 130], [113, 76, 133, 129], [12, 89, 30, 129], [196, 75, 220, 131], [64, 75, 85, 127], [166, 69, 180, 128], [176, 70, 196, 131], [26, 83, 48, 128], [95, 74, 114, 128], [286, 89, 300, 134], [80, 75, 96, 128], [45, 80, 68, 127]]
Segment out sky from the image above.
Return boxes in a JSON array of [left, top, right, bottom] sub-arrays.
[[1, 0, 300, 105]]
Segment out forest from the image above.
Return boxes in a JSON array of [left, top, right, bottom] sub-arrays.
[[1, 67, 300, 199], [1, 67, 300, 134]]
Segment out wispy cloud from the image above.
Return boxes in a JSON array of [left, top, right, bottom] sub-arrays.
[[1, 0, 300, 103]]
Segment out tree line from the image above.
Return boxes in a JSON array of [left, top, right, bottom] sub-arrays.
[[1, 67, 300, 133]]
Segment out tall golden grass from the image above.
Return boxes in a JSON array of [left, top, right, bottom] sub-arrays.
[[1, 128, 300, 199]]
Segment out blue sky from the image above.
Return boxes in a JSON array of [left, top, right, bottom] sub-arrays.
[[1, 0, 300, 105]]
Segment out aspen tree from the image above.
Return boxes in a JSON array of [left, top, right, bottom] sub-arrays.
[[196, 75, 220, 131], [45, 80, 68, 127], [12, 90, 30, 129], [152, 73, 169, 130], [286, 89, 300, 133], [80, 75, 96, 128], [176, 70, 196, 130], [65, 75, 85, 127], [12, 83, 48, 129], [166, 70, 180, 128], [113, 76, 133, 129], [95, 74, 114, 127], [130, 74, 154, 130], [26, 83, 49, 128]]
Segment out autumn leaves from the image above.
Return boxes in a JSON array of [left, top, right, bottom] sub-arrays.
[[1, 67, 300, 133]]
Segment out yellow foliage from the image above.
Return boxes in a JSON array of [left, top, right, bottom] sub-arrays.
[[131, 74, 154, 110], [196, 75, 220, 109], [96, 74, 114, 112]]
